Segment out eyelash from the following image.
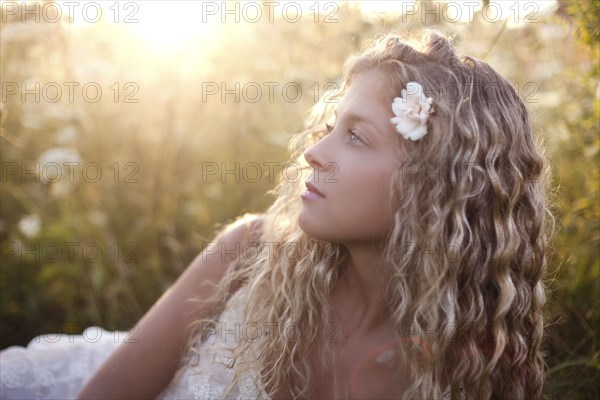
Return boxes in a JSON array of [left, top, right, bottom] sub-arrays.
[[325, 123, 363, 145]]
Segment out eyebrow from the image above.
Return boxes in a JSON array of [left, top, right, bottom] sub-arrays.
[[334, 109, 386, 140]]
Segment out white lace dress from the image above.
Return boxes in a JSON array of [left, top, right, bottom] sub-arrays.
[[0, 287, 461, 399]]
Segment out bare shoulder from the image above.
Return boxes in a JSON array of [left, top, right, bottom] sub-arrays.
[[188, 213, 265, 282], [213, 212, 265, 248]]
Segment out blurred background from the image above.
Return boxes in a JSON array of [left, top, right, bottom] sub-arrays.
[[0, 0, 598, 397]]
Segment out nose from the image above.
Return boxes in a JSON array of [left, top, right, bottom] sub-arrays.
[[303, 145, 319, 169], [306, 117, 340, 162], [303, 141, 330, 172]]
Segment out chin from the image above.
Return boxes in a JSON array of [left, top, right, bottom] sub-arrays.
[[297, 211, 314, 236], [298, 212, 330, 241]]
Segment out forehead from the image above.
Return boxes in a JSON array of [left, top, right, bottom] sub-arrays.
[[341, 69, 393, 106], [336, 70, 401, 145]]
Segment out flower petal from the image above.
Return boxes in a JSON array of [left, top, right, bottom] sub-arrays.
[[390, 82, 434, 141], [407, 125, 427, 141], [394, 119, 420, 136]]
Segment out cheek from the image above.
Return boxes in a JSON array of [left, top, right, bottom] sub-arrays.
[[298, 159, 398, 242], [361, 177, 394, 219], [336, 169, 395, 229], [347, 168, 392, 205]]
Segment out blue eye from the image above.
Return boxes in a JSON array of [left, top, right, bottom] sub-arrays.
[[348, 130, 363, 145], [324, 123, 363, 145]]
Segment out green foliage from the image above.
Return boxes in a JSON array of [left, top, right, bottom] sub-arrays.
[[542, 1, 600, 398], [567, 0, 600, 48]]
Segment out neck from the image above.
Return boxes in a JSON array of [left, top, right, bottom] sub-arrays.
[[331, 241, 388, 334]]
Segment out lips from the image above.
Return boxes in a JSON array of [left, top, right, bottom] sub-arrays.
[[305, 181, 325, 198]]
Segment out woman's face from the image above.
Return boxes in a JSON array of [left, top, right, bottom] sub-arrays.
[[299, 69, 404, 244]]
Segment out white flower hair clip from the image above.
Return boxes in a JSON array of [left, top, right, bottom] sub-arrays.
[[390, 82, 434, 141]]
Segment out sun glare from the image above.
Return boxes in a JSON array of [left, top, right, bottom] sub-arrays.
[[127, 1, 222, 53], [4, 0, 558, 57], [44, 1, 222, 56]]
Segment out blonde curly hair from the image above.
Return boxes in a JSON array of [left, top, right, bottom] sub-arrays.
[[183, 28, 556, 400]]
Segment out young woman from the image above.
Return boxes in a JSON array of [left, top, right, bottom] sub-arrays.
[[1, 29, 554, 400]]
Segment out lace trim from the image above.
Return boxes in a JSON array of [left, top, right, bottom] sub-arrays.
[[0, 327, 122, 400]]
